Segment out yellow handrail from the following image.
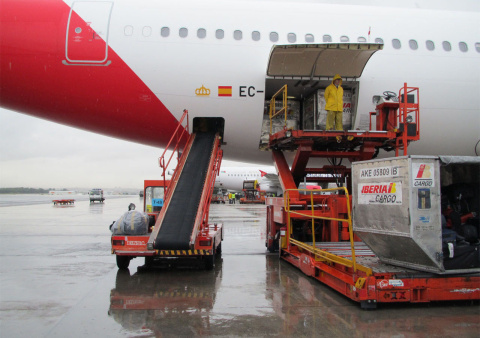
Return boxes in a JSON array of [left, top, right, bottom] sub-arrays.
[[269, 85, 288, 134], [284, 188, 372, 276]]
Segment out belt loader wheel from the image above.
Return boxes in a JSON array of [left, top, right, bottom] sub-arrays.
[[116, 255, 131, 270], [204, 241, 216, 270]]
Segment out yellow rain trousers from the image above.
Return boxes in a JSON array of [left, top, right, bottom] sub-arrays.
[[324, 74, 344, 130]]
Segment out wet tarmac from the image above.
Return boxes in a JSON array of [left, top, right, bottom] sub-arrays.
[[0, 197, 479, 337]]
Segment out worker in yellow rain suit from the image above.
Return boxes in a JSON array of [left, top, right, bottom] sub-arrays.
[[324, 74, 344, 131]]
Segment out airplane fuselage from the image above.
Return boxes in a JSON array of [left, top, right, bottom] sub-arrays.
[[1, 0, 479, 163]]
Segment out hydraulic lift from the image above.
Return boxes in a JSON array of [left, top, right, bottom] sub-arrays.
[[265, 84, 480, 308]]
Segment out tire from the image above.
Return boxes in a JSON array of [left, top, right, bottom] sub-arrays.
[[145, 256, 154, 267], [204, 243, 216, 270], [267, 233, 279, 253], [116, 255, 131, 270], [215, 242, 222, 258]]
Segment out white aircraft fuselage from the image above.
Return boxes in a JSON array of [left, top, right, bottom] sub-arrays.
[[215, 167, 279, 194], [1, 0, 479, 164]]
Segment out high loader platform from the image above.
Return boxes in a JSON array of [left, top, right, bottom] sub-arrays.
[[264, 83, 480, 309]]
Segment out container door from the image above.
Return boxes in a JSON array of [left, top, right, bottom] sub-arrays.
[[66, 1, 113, 64]]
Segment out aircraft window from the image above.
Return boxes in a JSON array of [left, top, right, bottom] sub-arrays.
[[252, 31, 261, 41], [426, 40, 435, 51], [216, 29, 224, 39], [142, 26, 152, 37], [392, 39, 401, 49], [375, 38, 383, 44], [340, 35, 349, 42], [197, 28, 207, 39], [75, 27, 82, 34], [459, 42, 468, 52], [323, 35, 332, 42], [409, 39, 418, 50], [161, 27, 170, 37], [234, 30, 243, 40], [288, 33, 296, 43], [123, 26, 133, 36], [442, 41, 451, 51], [197, 28, 206, 39], [270, 32, 279, 42], [305, 34, 314, 42], [476, 43, 480, 53], [179, 27, 188, 38], [358, 36, 366, 43], [124, 26, 133, 36]]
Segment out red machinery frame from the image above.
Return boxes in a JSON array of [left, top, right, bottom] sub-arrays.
[[265, 84, 480, 308]]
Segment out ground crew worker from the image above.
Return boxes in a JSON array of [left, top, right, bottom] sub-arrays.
[[228, 193, 232, 204], [232, 192, 236, 204], [324, 74, 344, 133]]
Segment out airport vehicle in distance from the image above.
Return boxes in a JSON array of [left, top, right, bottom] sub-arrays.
[[89, 188, 104, 203], [239, 180, 266, 204]]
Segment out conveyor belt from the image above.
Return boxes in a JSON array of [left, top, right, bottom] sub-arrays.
[[154, 132, 216, 250]]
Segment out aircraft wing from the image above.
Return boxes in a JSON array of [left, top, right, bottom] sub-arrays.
[[258, 172, 282, 195], [263, 173, 280, 181]]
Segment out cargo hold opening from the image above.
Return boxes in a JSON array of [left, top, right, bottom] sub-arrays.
[[440, 157, 480, 271], [260, 43, 383, 149]]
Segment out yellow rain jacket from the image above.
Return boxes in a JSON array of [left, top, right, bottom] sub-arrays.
[[324, 74, 344, 112]]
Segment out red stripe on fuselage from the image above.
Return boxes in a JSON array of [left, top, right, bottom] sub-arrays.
[[0, 0, 180, 148]]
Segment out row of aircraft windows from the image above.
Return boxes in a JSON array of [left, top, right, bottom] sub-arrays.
[[125, 25, 480, 53]]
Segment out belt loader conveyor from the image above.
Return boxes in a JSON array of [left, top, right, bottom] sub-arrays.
[[111, 112, 224, 270]]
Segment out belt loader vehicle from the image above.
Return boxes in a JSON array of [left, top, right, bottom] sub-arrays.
[[111, 111, 224, 270], [89, 188, 104, 203]]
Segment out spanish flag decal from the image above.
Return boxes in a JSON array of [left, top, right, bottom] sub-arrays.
[[218, 86, 232, 97]]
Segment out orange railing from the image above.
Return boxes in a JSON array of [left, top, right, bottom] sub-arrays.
[[158, 109, 190, 196], [190, 135, 223, 246], [269, 85, 288, 134], [367, 83, 420, 156], [284, 187, 372, 276], [397, 83, 420, 156]]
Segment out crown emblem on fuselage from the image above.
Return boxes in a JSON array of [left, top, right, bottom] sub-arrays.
[[195, 85, 211, 96]]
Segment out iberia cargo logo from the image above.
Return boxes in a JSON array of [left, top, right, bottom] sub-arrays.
[[358, 182, 402, 205], [416, 164, 431, 179], [361, 183, 397, 194], [218, 86, 232, 97], [413, 163, 435, 187]]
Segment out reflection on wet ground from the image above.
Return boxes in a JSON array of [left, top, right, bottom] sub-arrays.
[[0, 200, 479, 337]]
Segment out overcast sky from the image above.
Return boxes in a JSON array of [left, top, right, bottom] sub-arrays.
[[0, 108, 254, 190]]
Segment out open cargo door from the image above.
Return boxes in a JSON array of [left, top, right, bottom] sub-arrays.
[[267, 43, 383, 79], [261, 43, 383, 143]]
